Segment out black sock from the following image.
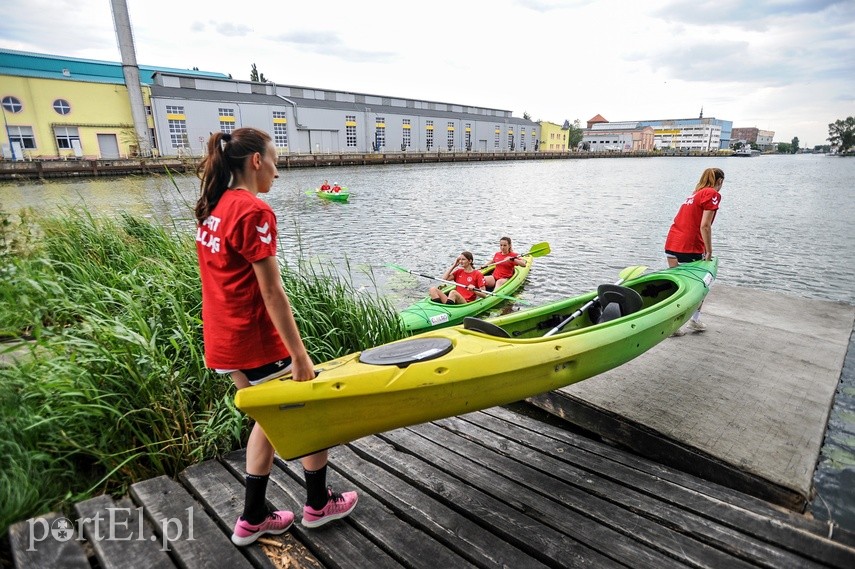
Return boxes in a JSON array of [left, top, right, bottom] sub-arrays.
[[304, 465, 328, 510], [242, 473, 270, 524]]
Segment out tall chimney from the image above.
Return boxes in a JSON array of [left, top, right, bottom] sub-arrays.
[[110, 0, 151, 156]]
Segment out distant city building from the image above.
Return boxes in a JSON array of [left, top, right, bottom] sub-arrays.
[[584, 112, 733, 152], [1, 48, 539, 159], [731, 127, 775, 150], [539, 121, 569, 151], [0, 48, 226, 159], [582, 120, 655, 152]]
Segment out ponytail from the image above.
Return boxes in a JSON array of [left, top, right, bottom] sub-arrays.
[[195, 128, 273, 224], [694, 168, 725, 192]]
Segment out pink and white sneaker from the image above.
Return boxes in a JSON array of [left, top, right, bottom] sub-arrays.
[[231, 510, 294, 546], [302, 488, 358, 528]]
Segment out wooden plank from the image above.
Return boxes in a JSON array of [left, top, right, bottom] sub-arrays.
[[427, 415, 821, 569], [222, 450, 405, 569], [8, 512, 90, 569], [273, 451, 481, 569], [74, 494, 175, 569], [179, 459, 322, 569], [329, 442, 552, 569], [130, 474, 253, 569], [480, 406, 855, 567], [373, 426, 699, 568], [344, 435, 625, 568]]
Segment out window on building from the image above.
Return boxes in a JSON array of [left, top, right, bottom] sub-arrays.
[[447, 122, 454, 150], [402, 118, 411, 148], [272, 111, 288, 148], [8, 125, 36, 148], [426, 120, 434, 150], [508, 132, 514, 150], [168, 120, 188, 148], [2, 96, 23, 113], [55, 126, 80, 149], [345, 115, 357, 148], [494, 125, 500, 149], [520, 128, 526, 150], [375, 116, 386, 150], [218, 108, 235, 134], [52, 99, 71, 115], [465, 123, 471, 150], [166, 105, 184, 114]]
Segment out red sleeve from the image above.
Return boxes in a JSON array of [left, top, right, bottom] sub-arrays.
[[234, 208, 277, 263], [698, 188, 722, 211], [474, 270, 486, 288]]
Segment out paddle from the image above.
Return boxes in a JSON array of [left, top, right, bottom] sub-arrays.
[[543, 265, 648, 337], [387, 263, 531, 305], [478, 241, 551, 271]]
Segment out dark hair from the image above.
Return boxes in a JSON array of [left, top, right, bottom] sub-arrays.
[[500, 236, 512, 249], [195, 128, 272, 224], [461, 251, 474, 263]]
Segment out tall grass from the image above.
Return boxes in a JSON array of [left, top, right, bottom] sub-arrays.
[[0, 207, 405, 532]]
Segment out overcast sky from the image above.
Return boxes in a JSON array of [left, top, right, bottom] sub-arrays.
[[2, 0, 853, 147]]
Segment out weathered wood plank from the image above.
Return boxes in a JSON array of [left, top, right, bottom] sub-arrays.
[[222, 450, 405, 568], [8, 512, 90, 569], [273, 450, 481, 569], [428, 415, 818, 569], [179, 459, 321, 569], [346, 435, 624, 568], [480, 406, 855, 567], [130, 475, 252, 569], [74, 494, 175, 569], [373, 426, 693, 568], [330, 442, 551, 569]]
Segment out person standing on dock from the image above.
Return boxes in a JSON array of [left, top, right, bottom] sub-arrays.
[[195, 128, 358, 546], [664, 167, 724, 335], [484, 236, 527, 291]]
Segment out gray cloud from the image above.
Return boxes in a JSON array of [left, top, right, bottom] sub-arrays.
[[214, 22, 253, 37], [654, 0, 852, 31], [269, 31, 395, 64]]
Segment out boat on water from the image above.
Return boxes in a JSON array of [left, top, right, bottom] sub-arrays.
[[235, 259, 717, 460], [733, 147, 761, 157], [308, 187, 350, 201], [398, 256, 533, 332]]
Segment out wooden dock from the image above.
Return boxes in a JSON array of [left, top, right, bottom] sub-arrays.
[[9, 406, 855, 568]]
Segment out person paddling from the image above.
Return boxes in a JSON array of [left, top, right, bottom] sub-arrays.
[[429, 251, 486, 304]]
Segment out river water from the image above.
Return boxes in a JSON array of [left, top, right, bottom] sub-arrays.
[[2, 154, 854, 530]]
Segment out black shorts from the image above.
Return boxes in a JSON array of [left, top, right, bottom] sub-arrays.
[[665, 250, 703, 263], [228, 358, 293, 385]]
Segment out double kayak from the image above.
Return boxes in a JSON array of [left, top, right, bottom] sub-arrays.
[[398, 256, 533, 332], [308, 188, 349, 202], [235, 259, 717, 460]]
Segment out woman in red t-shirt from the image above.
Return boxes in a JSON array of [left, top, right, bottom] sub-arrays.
[[484, 236, 527, 291], [429, 251, 486, 304], [664, 167, 724, 334], [195, 128, 357, 546]]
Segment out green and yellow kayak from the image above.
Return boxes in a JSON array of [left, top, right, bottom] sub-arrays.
[[236, 259, 717, 460], [307, 188, 350, 202], [398, 256, 533, 332]]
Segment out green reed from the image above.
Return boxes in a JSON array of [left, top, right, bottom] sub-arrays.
[[0, 207, 405, 532]]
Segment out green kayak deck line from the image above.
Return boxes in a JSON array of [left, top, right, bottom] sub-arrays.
[[236, 259, 717, 460], [398, 256, 533, 332]]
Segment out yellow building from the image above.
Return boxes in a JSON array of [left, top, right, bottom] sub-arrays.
[[0, 49, 226, 159], [538, 121, 569, 152]]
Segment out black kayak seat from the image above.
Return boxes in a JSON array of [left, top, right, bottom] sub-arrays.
[[359, 337, 453, 367], [596, 284, 644, 323], [463, 317, 511, 338]]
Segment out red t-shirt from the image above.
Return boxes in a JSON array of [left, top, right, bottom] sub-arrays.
[[664, 187, 721, 254], [452, 268, 486, 302], [196, 189, 289, 369], [491, 250, 518, 281]]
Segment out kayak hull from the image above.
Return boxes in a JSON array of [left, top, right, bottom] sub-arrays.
[[398, 256, 533, 332], [236, 259, 717, 459], [313, 188, 349, 201]]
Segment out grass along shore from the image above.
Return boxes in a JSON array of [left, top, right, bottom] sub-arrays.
[[0, 207, 406, 532]]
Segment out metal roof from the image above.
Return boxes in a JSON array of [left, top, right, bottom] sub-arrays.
[[0, 48, 228, 85]]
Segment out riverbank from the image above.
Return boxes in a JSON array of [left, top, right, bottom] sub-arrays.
[[0, 149, 728, 180]]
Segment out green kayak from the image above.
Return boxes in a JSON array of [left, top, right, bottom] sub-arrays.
[[307, 188, 349, 202], [399, 256, 533, 332]]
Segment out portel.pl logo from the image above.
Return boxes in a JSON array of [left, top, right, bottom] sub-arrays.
[[27, 507, 195, 552]]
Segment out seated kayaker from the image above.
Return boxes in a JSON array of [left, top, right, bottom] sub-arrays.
[[429, 251, 486, 304], [332, 183, 342, 193], [484, 236, 527, 291], [320, 179, 331, 192]]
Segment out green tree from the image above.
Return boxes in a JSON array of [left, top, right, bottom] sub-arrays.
[[828, 116, 855, 153], [250, 63, 267, 83], [563, 119, 584, 150], [791, 137, 800, 154], [777, 142, 792, 154]]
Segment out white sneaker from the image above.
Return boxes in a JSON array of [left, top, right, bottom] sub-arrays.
[[671, 327, 686, 337], [687, 319, 706, 332]]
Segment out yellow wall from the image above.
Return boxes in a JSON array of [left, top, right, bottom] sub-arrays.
[[1, 75, 146, 159], [538, 121, 567, 151]]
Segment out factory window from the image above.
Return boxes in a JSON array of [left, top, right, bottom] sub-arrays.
[[8, 125, 36, 148], [2, 96, 23, 113], [53, 99, 71, 115], [55, 126, 80, 149]]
